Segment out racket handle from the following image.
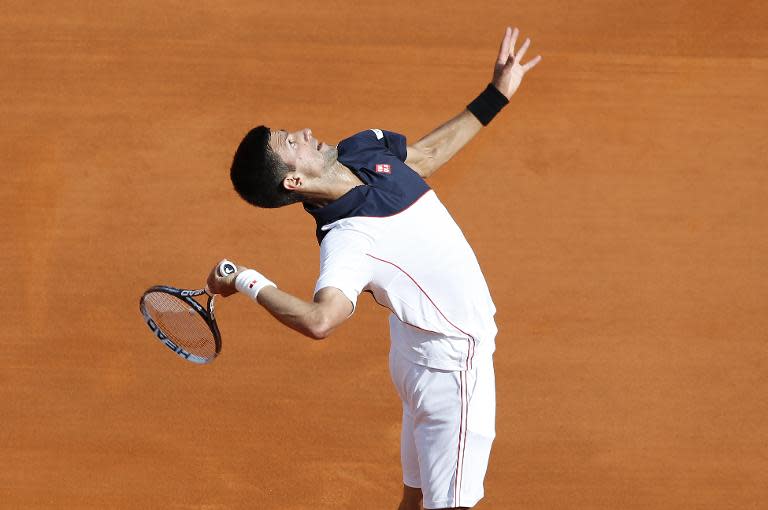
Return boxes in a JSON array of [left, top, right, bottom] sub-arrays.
[[217, 260, 237, 277]]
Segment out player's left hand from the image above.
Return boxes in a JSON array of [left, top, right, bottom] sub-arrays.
[[492, 26, 542, 100]]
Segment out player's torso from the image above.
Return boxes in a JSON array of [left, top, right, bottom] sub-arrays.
[[310, 129, 497, 370], [325, 191, 497, 370]]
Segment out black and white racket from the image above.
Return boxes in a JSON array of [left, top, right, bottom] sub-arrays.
[[139, 260, 237, 364]]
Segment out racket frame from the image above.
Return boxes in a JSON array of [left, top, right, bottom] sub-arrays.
[[139, 285, 222, 364]]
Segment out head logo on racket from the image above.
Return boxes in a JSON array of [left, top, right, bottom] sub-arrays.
[[139, 260, 236, 364]]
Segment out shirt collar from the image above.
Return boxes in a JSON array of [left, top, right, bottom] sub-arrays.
[[303, 183, 367, 228]]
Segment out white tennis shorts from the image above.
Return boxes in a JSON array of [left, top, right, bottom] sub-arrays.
[[389, 346, 496, 509]]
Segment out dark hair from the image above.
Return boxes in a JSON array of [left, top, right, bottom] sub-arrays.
[[230, 125, 302, 208]]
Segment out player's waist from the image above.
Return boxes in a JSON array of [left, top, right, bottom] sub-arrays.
[[388, 315, 496, 370]]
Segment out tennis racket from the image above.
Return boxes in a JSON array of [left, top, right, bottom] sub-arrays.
[[139, 260, 237, 364]]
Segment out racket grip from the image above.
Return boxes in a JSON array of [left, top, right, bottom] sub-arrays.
[[217, 260, 237, 277]]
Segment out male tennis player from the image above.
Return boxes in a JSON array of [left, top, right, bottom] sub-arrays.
[[208, 27, 540, 510]]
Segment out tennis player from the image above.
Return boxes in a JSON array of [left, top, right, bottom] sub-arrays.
[[208, 26, 540, 510]]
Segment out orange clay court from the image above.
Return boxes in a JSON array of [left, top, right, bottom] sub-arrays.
[[1, 2, 767, 509]]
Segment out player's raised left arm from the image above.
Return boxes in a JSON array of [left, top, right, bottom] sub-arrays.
[[406, 26, 541, 178]]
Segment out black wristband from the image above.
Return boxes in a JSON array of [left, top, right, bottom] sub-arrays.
[[467, 84, 509, 126]]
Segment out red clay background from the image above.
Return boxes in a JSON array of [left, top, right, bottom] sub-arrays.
[[2, 1, 767, 508]]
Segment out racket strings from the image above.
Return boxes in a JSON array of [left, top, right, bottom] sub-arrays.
[[143, 292, 217, 357]]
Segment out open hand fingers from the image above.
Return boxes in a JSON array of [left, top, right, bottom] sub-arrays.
[[515, 37, 530, 64], [496, 27, 511, 65], [491, 26, 542, 98], [508, 27, 519, 62], [522, 54, 542, 72]]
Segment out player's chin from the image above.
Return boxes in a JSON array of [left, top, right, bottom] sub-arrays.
[[320, 144, 338, 161]]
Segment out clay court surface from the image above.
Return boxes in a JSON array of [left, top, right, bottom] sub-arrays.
[[2, 1, 767, 508]]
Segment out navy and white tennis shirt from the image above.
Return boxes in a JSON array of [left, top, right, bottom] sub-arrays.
[[306, 129, 497, 371]]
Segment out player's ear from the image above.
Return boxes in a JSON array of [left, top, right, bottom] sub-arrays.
[[282, 173, 302, 191]]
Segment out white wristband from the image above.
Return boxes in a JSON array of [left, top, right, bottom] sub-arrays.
[[235, 269, 277, 301]]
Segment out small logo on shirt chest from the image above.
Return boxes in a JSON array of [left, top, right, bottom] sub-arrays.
[[375, 164, 391, 174]]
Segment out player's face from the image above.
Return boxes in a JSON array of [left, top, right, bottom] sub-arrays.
[[269, 128, 334, 178]]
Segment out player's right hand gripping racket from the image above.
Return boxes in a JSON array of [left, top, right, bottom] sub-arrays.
[[139, 261, 237, 364]]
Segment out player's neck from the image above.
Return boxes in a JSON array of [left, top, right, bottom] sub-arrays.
[[302, 162, 363, 207]]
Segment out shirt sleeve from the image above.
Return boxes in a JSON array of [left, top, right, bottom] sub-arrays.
[[313, 228, 373, 311], [370, 128, 407, 162]]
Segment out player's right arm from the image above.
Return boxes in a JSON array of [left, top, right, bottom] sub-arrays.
[[207, 262, 353, 340], [256, 286, 352, 340], [406, 26, 541, 178]]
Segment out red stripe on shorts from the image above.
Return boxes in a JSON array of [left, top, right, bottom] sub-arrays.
[[454, 370, 469, 506]]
